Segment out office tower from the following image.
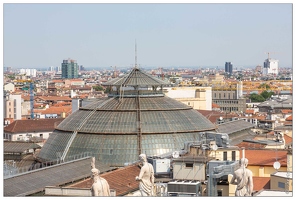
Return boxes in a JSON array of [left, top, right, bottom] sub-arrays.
[[225, 62, 233, 74], [61, 59, 78, 79]]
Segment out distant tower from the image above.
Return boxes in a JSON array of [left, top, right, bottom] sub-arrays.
[[263, 57, 279, 76], [61, 59, 78, 79], [225, 62, 233, 74]]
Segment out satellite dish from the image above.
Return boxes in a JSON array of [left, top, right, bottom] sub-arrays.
[[273, 161, 281, 170], [212, 145, 218, 151], [172, 151, 180, 158]]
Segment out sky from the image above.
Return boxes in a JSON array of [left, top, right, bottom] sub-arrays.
[[2, 1, 294, 70]]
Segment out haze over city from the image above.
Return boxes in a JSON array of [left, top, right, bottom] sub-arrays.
[[3, 1, 293, 69]]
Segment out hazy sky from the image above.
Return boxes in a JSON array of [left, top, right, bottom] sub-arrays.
[[3, 2, 293, 69]]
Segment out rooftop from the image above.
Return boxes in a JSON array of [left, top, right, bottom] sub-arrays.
[[4, 118, 64, 133]]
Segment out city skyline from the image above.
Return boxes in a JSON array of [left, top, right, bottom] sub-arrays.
[[2, 1, 293, 69]]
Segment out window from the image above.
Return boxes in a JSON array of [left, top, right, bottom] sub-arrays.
[[232, 151, 236, 161], [278, 182, 285, 188], [186, 163, 193, 168], [223, 152, 227, 161], [218, 190, 222, 196]]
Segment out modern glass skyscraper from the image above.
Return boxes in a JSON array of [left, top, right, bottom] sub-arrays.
[[225, 62, 233, 74], [61, 59, 78, 78]]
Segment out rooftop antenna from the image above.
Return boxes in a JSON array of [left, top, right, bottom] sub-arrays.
[[135, 39, 138, 69]]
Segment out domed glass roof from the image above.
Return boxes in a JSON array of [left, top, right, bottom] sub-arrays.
[[37, 67, 216, 166]]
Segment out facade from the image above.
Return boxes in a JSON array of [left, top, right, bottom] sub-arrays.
[[3, 118, 64, 142], [263, 58, 279, 75], [19, 68, 37, 77], [4, 93, 22, 120], [61, 59, 78, 79], [164, 86, 212, 110], [212, 82, 246, 113], [225, 62, 233, 74], [4, 83, 15, 92], [37, 67, 216, 167]]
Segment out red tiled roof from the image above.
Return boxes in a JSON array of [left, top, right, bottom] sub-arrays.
[[36, 96, 72, 101], [253, 177, 270, 192], [212, 103, 220, 108], [52, 80, 64, 83], [284, 134, 293, 145], [236, 141, 267, 149], [285, 115, 292, 121], [281, 109, 292, 114], [197, 109, 237, 124], [35, 106, 71, 115], [245, 109, 255, 114], [4, 118, 64, 133], [242, 149, 287, 167], [70, 164, 140, 196]]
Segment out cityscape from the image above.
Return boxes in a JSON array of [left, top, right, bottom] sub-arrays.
[[2, 2, 293, 198]]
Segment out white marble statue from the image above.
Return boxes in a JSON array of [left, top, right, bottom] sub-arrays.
[[135, 154, 155, 196], [90, 157, 111, 196], [230, 157, 253, 196]]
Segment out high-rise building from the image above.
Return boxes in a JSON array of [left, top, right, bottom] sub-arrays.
[[20, 68, 37, 77], [225, 62, 233, 74], [55, 66, 61, 72], [263, 58, 279, 76], [61, 59, 78, 79], [49, 66, 55, 71]]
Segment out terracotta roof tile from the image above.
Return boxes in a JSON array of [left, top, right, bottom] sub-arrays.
[[245, 109, 255, 114], [285, 115, 292, 121], [281, 109, 292, 114], [70, 164, 140, 196], [284, 134, 293, 144], [253, 177, 270, 192], [35, 106, 71, 115], [4, 118, 64, 133], [52, 80, 64, 83], [242, 149, 287, 167], [36, 96, 72, 101], [212, 103, 220, 108], [236, 141, 267, 149], [197, 109, 236, 124]]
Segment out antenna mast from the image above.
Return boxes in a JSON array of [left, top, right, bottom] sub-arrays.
[[135, 40, 138, 69]]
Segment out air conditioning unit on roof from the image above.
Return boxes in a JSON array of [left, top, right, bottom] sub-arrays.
[[167, 180, 201, 196]]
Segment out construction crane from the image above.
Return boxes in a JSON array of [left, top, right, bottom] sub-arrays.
[[30, 82, 34, 119], [265, 52, 279, 59]]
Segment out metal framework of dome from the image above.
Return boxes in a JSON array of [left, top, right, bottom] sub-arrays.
[[37, 67, 216, 167], [103, 67, 169, 87]]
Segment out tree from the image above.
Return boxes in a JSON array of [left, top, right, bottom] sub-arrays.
[[92, 85, 104, 91], [261, 90, 274, 100], [249, 93, 265, 102]]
